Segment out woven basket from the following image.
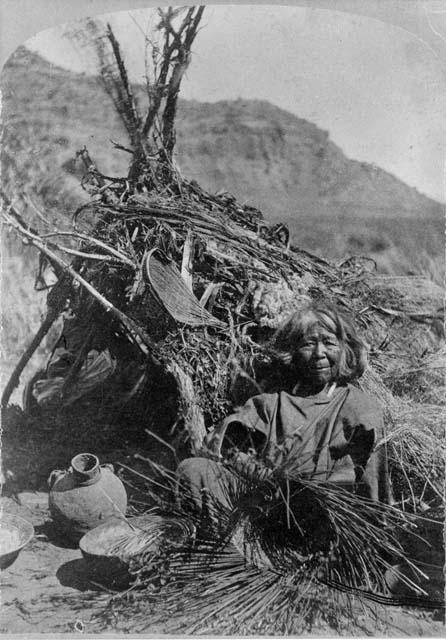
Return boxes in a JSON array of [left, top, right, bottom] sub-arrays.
[[145, 248, 225, 329]]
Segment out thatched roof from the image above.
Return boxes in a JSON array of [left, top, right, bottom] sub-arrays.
[[2, 154, 443, 503]]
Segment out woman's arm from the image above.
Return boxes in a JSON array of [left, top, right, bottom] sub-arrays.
[[343, 390, 391, 503]]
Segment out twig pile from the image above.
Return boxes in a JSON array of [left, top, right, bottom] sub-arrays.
[[3, 162, 443, 503]]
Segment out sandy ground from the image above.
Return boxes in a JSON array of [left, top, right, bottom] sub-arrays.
[[0, 492, 444, 636], [0, 493, 111, 634]]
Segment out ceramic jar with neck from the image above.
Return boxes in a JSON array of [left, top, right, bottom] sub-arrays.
[[48, 453, 127, 543]]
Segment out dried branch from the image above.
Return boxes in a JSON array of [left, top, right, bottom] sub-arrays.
[[105, 23, 143, 153], [39, 231, 136, 268], [0, 189, 62, 277], [1, 276, 71, 408], [1, 208, 159, 362], [141, 7, 205, 155], [78, 8, 204, 186], [162, 6, 205, 154]]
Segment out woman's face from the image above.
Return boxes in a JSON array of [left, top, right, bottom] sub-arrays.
[[294, 319, 341, 389]]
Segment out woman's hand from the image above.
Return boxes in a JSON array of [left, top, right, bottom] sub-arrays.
[[229, 450, 272, 480]]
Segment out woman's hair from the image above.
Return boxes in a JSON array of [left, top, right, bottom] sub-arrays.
[[270, 303, 368, 384]]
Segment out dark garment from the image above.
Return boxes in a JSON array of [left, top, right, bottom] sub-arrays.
[[177, 457, 237, 512], [180, 384, 391, 504]]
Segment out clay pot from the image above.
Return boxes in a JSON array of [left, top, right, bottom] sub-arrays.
[[48, 453, 127, 543]]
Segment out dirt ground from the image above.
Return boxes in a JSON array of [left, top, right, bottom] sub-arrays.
[[0, 492, 444, 636], [0, 493, 109, 634], [0, 493, 170, 635]]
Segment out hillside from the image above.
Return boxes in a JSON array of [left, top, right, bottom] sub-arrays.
[[1, 47, 443, 260], [175, 99, 440, 221]]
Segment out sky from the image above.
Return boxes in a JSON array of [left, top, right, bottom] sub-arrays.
[[24, 4, 446, 203]]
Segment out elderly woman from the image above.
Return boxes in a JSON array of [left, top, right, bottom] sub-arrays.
[[178, 303, 391, 515]]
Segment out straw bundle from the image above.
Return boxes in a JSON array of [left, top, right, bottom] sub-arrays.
[[98, 458, 443, 634]]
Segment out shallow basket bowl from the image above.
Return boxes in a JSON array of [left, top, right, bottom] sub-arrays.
[[0, 512, 35, 570], [79, 517, 136, 587], [79, 515, 192, 588]]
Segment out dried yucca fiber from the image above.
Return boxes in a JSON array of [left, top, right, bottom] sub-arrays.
[[98, 457, 443, 635]]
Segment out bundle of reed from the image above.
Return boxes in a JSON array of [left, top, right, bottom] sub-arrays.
[[98, 457, 444, 635]]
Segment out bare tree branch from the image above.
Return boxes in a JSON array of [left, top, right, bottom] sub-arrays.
[[69, 7, 205, 187], [106, 23, 143, 153]]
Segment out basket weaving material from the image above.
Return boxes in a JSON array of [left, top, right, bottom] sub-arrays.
[[145, 248, 226, 329], [363, 275, 443, 315]]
